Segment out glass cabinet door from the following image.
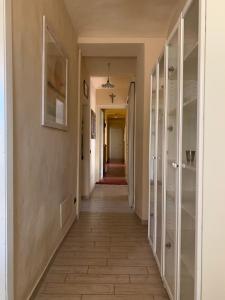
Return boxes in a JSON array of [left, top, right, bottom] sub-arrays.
[[164, 29, 179, 297], [156, 56, 165, 267], [180, 1, 199, 299], [149, 69, 157, 246]]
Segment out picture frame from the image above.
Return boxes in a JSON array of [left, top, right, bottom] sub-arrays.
[[91, 110, 96, 139], [42, 16, 69, 131], [83, 80, 89, 99]]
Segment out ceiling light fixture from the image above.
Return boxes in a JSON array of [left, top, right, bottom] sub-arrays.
[[102, 63, 115, 89]]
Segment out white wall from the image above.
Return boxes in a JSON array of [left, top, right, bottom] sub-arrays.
[[0, 1, 6, 298], [108, 119, 125, 161], [201, 0, 225, 298]]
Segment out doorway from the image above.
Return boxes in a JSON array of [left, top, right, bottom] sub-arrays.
[[97, 108, 128, 185], [108, 118, 125, 163]]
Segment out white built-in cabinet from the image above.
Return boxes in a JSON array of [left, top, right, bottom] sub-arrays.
[[148, 0, 202, 299]]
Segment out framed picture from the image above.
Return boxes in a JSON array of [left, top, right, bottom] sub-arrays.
[[42, 16, 68, 130], [91, 110, 96, 139], [83, 80, 89, 99]]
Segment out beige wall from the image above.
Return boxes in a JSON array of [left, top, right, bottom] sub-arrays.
[[0, 0, 7, 297], [141, 38, 165, 220], [96, 88, 128, 106], [83, 57, 136, 77], [12, 0, 78, 298], [134, 38, 165, 221], [78, 38, 165, 222], [134, 44, 145, 219], [80, 58, 91, 198]]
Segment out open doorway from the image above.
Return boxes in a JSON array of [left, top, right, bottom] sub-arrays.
[[97, 108, 127, 185]]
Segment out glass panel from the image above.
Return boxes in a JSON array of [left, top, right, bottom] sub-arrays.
[[180, 1, 199, 299], [149, 69, 157, 244], [165, 30, 179, 296], [156, 56, 165, 265]]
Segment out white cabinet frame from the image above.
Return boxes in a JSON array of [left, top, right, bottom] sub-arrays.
[[163, 18, 182, 300], [149, 0, 205, 299], [0, 0, 14, 299], [148, 64, 159, 254], [181, 0, 205, 300]]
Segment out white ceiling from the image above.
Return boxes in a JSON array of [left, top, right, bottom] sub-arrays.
[[64, 0, 181, 38]]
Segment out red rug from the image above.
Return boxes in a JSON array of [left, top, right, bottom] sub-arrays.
[[96, 162, 127, 185], [96, 177, 127, 185]]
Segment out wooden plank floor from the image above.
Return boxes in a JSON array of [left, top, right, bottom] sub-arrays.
[[35, 185, 169, 300]]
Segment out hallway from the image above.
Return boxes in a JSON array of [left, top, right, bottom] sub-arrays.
[[35, 186, 168, 300]]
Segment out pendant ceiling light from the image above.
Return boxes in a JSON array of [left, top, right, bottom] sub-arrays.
[[102, 63, 115, 89]]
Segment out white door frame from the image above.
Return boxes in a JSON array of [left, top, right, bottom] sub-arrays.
[[76, 48, 82, 218], [127, 82, 136, 209], [99, 109, 104, 180], [96, 104, 128, 183], [0, 0, 14, 299]]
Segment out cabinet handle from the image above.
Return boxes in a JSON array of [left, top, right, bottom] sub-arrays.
[[150, 213, 154, 217], [152, 155, 156, 160], [172, 162, 179, 168], [165, 242, 172, 249], [168, 66, 175, 72]]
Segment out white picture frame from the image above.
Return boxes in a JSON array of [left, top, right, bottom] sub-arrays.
[[42, 16, 69, 130]]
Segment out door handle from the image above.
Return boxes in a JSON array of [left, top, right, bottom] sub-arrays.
[[172, 162, 179, 169], [165, 242, 172, 249]]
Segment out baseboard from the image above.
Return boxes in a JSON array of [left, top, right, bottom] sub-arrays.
[[141, 219, 148, 226], [135, 212, 148, 226], [28, 213, 76, 300]]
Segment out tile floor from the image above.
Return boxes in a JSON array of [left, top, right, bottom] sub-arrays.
[[81, 185, 132, 213], [35, 185, 168, 300]]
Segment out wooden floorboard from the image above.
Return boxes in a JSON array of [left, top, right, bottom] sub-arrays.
[[35, 185, 169, 300]]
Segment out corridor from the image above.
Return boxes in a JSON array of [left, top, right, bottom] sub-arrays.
[[35, 185, 168, 300]]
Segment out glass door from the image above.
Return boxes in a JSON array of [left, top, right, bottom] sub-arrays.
[[149, 68, 157, 246], [156, 55, 165, 268], [164, 29, 180, 297], [180, 1, 199, 299]]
